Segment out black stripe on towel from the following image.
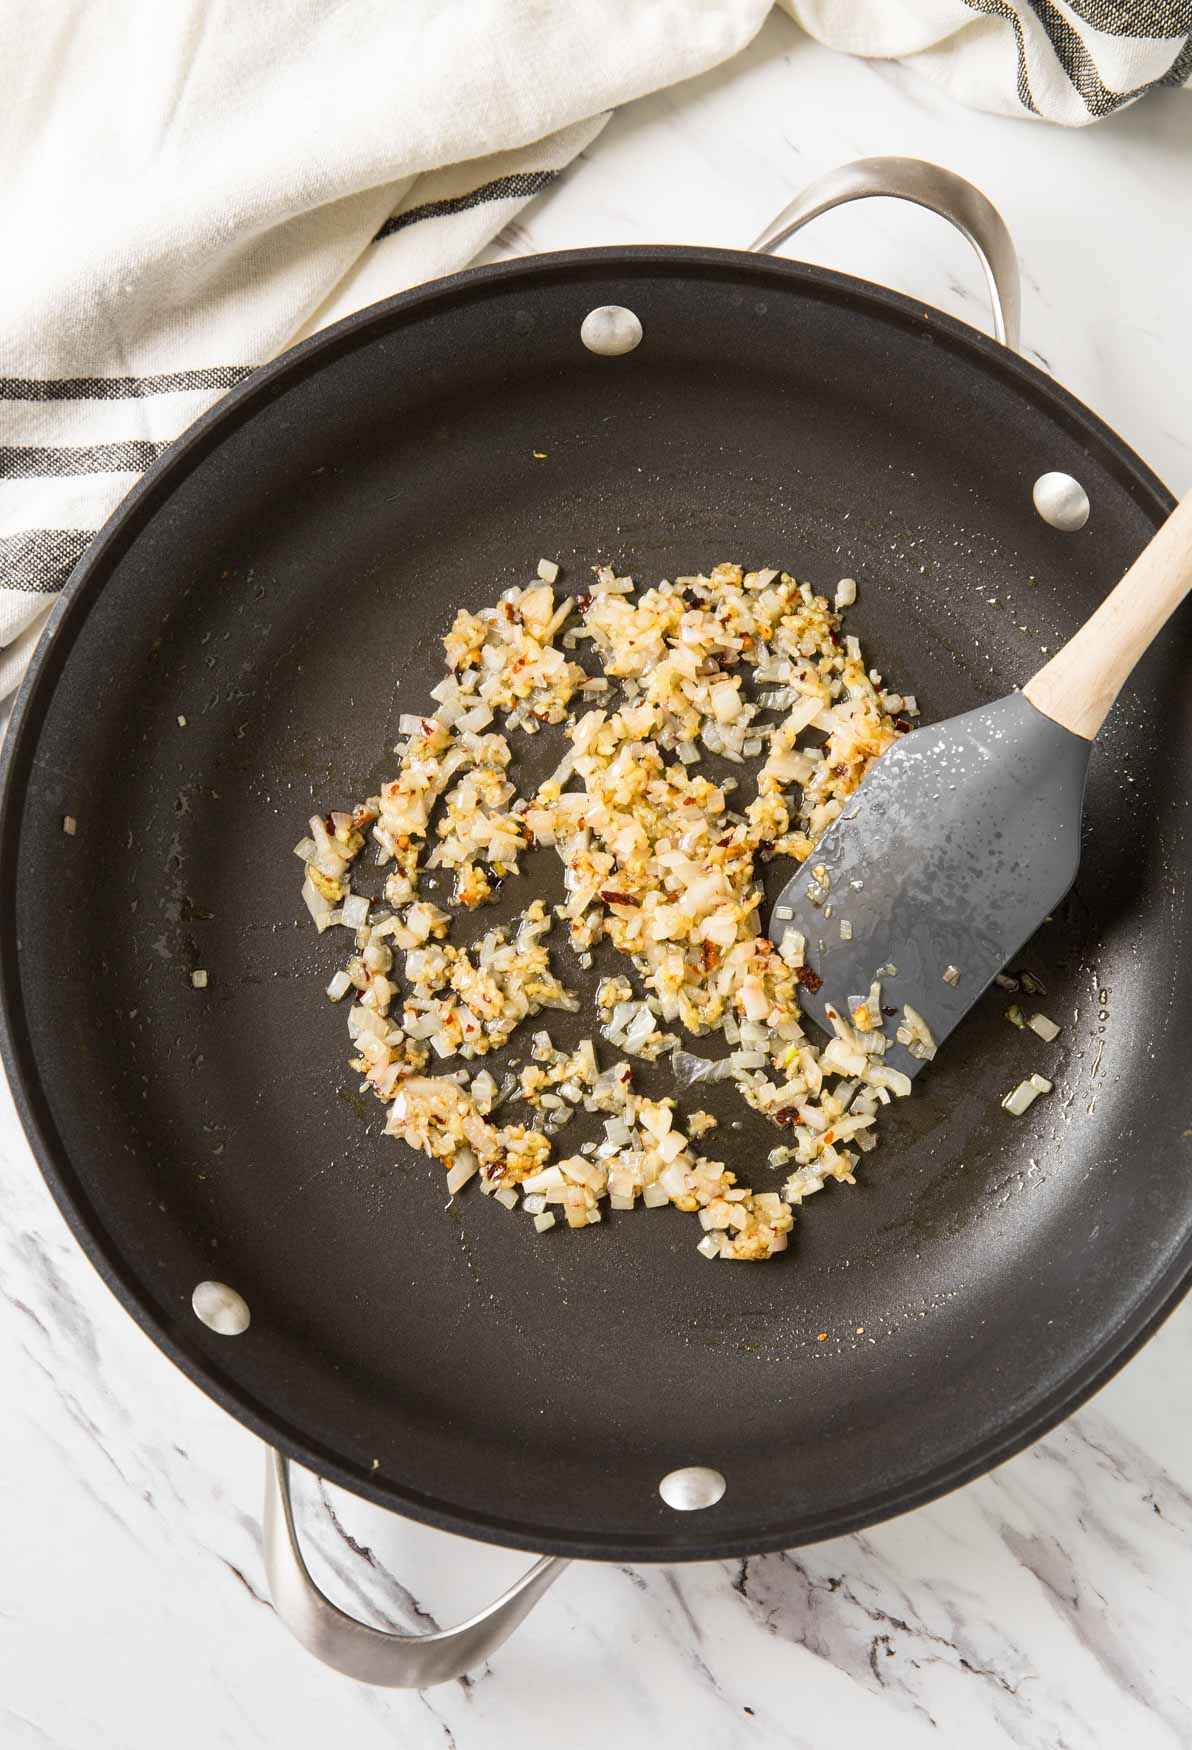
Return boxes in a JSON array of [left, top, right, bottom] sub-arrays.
[[0, 366, 256, 402], [0, 528, 93, 593], [1159, 34, 1192, 84], [1061, 1, 1189, 38], [0, 441, 167, 479], [1026, 0, 1179, 114], [374, 169, 560, 242]]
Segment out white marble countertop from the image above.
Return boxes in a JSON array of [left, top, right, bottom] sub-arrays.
[[4, 13, 1192, 1747]]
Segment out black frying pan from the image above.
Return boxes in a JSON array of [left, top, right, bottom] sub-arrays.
[[3, 160, 1191, 1677]]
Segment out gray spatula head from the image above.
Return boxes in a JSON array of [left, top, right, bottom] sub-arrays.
[[772, 692, 1091, 1077]]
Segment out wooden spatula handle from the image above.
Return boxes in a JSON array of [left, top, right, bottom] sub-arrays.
[[1024, 485, 1192, 740]]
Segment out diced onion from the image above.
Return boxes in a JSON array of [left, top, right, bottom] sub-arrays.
[[298, 553, 925, 1265], [446, 1154, 479, 1193], [1002, 1079, 1041, 1115], [302, 877, 333, 924], [1002, 1074, 1052, 1115], [340, 893, 369, 929], [895, 1004, 936, 1062]]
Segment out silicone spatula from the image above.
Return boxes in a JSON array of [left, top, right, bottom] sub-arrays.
[[772, 488, 1192, 1076]]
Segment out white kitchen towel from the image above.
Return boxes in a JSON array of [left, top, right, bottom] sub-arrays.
[[0, 0, 772, 701], [780, 1, 1192, 126], [3, 1, 1188, 704]]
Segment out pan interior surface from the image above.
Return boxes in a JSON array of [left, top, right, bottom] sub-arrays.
[[4, 252, 1190, 1560]]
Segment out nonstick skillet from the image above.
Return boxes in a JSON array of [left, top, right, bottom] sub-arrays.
[[2, 160, 1190, 1686]]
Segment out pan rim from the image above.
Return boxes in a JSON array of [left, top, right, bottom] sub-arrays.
[[1, 244, 1185, 1562]]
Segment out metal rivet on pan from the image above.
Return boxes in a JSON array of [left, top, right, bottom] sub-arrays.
[[580, 305, 643, 357], [192, 1280, 251, 1335], [658, 1466, 727, 1511], [1033, 472, 1090, 532]]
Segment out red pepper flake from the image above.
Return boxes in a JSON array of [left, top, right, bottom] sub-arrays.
[[702, 941, 719, 970], [795, 964, 823, 993], [600, 890, 640, 907], [830, 763, 849, 778], [575, 593, 592, 612], [772, 1107, 799, 1126]]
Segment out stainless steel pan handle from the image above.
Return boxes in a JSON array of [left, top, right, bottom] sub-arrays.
[[750, 156, 1021, 352], [263, 1449, 569, 1687]]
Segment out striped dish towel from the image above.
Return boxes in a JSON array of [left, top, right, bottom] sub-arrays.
[[0, 0, 771, 704], [781, 1, 1191, 126]]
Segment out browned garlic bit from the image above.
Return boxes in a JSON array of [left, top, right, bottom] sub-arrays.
[[300, 562, 920, 1259]]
